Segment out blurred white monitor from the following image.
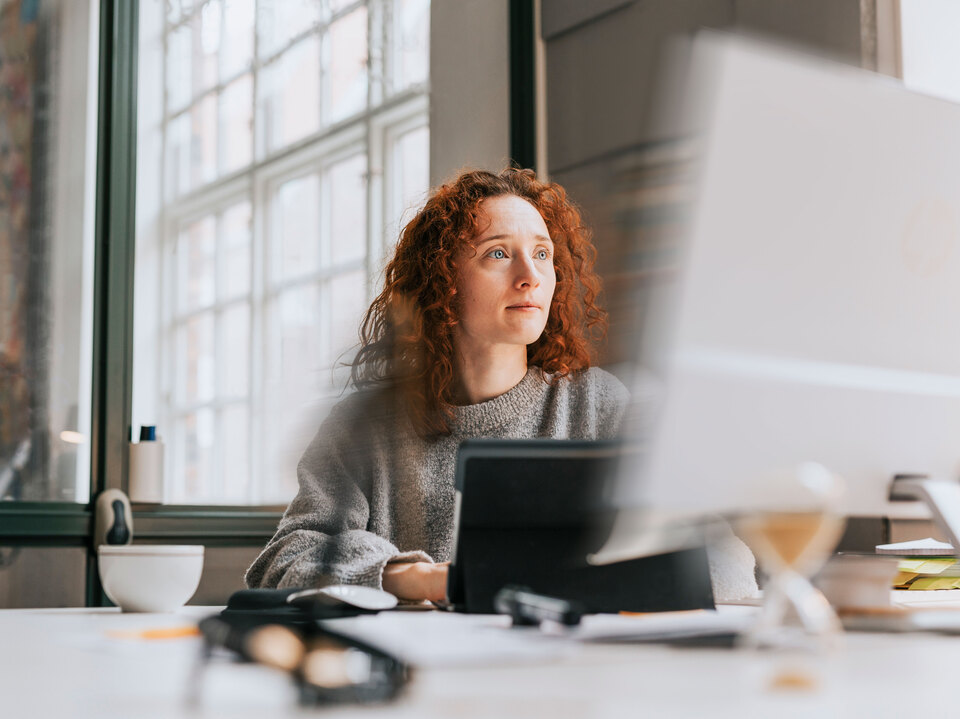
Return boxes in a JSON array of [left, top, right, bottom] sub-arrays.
[[614, 32, 960, 540]]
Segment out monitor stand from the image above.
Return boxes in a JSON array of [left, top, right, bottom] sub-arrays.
[[889, 474, 960, 553]]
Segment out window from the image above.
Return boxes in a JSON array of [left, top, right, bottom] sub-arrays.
[[133, 0, 431, 505], [0, 0, 99, 504]]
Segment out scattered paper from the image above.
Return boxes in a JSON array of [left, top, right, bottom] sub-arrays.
[[877, 538, 954, 556], [893, 571, 919, 588], [908, 576, 960, 591], [320, 613, 564, 668], [898, 558, 956, 575]]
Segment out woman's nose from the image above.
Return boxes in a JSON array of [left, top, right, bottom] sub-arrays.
[[514, 256, 540, 289]]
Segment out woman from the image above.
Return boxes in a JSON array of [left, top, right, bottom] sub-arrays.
[[245, 168, 631, 601]]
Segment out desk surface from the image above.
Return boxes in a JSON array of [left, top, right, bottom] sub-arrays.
[[3, 596, 960, 719]]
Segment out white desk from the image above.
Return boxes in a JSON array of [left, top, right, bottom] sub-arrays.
[[2, 598, 959, 719]]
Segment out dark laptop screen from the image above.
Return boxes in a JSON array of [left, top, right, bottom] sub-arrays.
[[447, 439, 715, 614]]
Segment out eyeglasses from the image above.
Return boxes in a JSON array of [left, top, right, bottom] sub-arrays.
[[193, 614, 410, 707]]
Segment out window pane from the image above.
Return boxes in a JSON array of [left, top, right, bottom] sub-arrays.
[[168, 3, 220, 113], [178, 313, 216, 405], [166, 0, 195, 25], [191, 93, 218, 188], [394, 0, 430, 92], [324, 7, 368, 123], [328, 0, 357, 14], [259, 37, 321, 155], [174, 408, 216, 502], [219, 74, 253, 175], [326, 153, 367, 266], [164, 113, 191, 200], [196, 0, 222, 94], [0, 0, 99, 503], [257, 0, 321, 60], [219, 202, 251, 301], [218, 303, 250, 399], [219, 403, 250, 501], [272, 174, 320, 282], [393, 125, 429, 230], [263, 286, 321, 503], [178, 217, 216, 311], [328, 270, 366, 366], [166, 24, 193, 113], [272, 285, 322, 389], [221, 0, 255, 81]]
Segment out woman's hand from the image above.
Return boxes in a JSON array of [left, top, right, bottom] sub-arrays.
[[382, 561, 449, 602]]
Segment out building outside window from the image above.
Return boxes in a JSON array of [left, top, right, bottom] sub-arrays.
[[133, 0, 431, 505]]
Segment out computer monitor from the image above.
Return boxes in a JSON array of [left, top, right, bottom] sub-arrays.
[[600, 33, 960, 562]]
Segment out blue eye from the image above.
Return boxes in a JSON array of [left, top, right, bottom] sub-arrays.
[[488, 248, 506, 259], [536, 250, 550, 260]]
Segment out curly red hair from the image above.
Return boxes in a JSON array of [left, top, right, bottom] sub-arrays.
[[350, 167, 606, 436]]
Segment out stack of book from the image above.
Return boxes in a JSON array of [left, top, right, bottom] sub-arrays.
[[876, 538, 960, 590]]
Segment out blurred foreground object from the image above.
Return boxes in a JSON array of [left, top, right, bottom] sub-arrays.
[[598, 31, 960, 574], [195, 614, 409, 707]]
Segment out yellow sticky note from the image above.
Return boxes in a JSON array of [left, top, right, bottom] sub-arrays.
[[908, 576, 960, 590], [899, 559, 956, 575], [919, 559, 957, 574], [893, 571, 919, 587]]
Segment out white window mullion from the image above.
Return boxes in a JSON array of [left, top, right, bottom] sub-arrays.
[[161, 211, 177, 502], [368, 118, 385, 289], [249, 167, 268, 505], [212, 211, 223, 501], [369, 0, 385, 110], [320, 277, 332, 390], [366, 1, 383, 296]]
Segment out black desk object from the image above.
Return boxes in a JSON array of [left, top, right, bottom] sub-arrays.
[[446, 439, 715, 615]]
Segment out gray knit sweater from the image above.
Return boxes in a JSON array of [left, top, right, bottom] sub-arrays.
[[245, 367, 629, 590]]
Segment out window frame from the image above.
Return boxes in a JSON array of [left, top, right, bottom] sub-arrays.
[[150, 13, 431, 505]]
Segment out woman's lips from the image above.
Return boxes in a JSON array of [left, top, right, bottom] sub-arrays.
[[506, 304, 540, 311]]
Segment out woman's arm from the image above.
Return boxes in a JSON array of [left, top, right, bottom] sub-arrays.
[[244, 396, 432, 591]]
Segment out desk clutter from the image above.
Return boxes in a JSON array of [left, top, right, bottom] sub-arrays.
[[818, 539, 960, 606], [876, 538, 960, 590], [893, 558, 960, 590], [197, 588, 409, 707]]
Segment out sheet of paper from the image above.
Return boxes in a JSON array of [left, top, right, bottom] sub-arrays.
[[877, 538, 955, 555], [898, 558, 957, 575], [567, 606, 756, 642], [321, 612, 566, 668]]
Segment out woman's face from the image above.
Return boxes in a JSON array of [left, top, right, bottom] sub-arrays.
[[454, 194, 556, 352]]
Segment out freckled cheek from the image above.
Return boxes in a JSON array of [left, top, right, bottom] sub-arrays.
[[458, 281, 500, 322]]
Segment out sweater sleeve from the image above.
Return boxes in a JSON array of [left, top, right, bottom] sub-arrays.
[[244, 394, 431, 590]]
